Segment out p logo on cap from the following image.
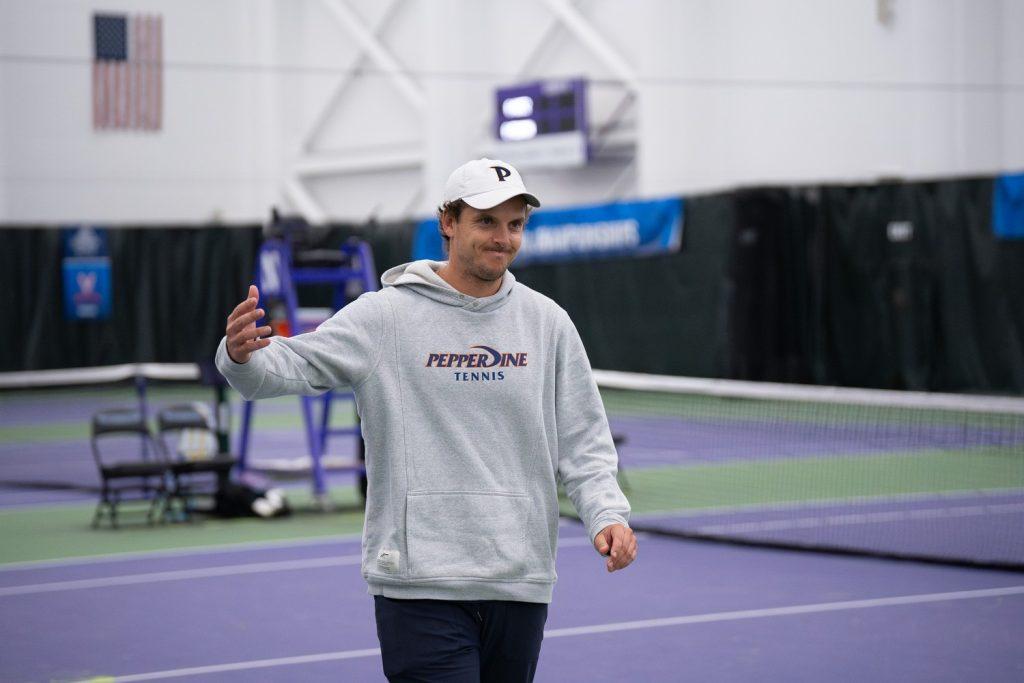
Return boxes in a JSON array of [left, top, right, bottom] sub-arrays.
[[443, 158, 541, 211]]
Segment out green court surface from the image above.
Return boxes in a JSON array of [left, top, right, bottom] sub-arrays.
[[4, 382, 1020, 570], [563, 447, 1024, 516], [0, 489, 366, 567], [0, 384, 362, 567]]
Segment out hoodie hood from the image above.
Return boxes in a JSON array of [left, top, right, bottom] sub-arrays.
[[381, 260, 516, 313]]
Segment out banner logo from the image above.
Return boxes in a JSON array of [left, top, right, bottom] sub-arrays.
[[414, 196, 684, 265]]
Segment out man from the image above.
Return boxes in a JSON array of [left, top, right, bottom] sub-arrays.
[[217, 158, 636, 682]]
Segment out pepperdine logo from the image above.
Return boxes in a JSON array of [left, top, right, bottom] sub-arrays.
[[425, 345, 527, 382]]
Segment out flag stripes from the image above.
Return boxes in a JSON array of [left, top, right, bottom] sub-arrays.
[[93, 13, 162, 131]]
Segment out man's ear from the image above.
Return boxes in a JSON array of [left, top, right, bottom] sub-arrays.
[[440, 212, 454, 238]]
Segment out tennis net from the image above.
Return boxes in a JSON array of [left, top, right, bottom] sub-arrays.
[[586, 370, 1024, 571]]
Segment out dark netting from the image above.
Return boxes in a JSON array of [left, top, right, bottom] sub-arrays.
[[565, 371, 1024, 571]]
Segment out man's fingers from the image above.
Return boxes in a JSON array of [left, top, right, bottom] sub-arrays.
[[224, 286, 265, 365], [605, 527, 638, 572], [226, 334, 271, 364], [608, 527, 626, 558], [594, 524, 638, 571], [227, 284, 260, 325], [226, 308, 265, 337], [229, 296, 258, 321], [240, 337, 271, 352], [227, 327, 270, 354], [234, 325, 272, 343], [228, 322, 270, 345], [230, 308, 265, 335], [621, 532, 638, 565]]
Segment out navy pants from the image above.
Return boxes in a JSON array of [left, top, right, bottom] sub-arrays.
[[374, 596, 548, 682]]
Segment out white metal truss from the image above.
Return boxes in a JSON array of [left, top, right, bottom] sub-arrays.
[[536, 0, 639, 183], [286, 0, 640, 223], [285, 0, 425, 223], [541, 0, 638, 91], [299, 0, 414, 154]]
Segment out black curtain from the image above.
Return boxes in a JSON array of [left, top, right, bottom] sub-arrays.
[[2, 226, 261, 372], [3, 175, 1023, 392], [931, 178, 1024, 391], [1, 219, 416, 373], [818, 178, 1024, 392], [513, 193, 735, 377], [725, 188, 819, 383]]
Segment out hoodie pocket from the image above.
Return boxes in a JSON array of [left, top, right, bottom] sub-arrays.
[[406, 491, 543, 580]]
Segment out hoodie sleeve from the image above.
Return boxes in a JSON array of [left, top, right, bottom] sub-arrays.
[[215, 292, 384, 400], [553, 309, 631, 542]]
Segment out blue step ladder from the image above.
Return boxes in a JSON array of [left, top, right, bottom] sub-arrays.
[[236, 221, 377, 502]]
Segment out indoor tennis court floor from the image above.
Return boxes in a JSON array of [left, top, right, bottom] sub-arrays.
[[2, 521, 1022, 682], [2, 385, 1022, 682]]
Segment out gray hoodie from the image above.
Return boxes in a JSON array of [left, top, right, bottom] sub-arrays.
[[215, 260, 630, 603]]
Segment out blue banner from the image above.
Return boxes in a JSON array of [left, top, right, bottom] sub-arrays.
[[62, 226, 112, 320], [993, 172, 1024, 239], [414, 197, 684, 265]]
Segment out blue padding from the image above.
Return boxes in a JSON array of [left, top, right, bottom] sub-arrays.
[[414, 196, 684, 265], [993, 172, 1024, 239]]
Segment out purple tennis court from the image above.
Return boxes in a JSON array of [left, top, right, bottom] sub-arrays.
[[2, 528, 1022, 682], [1, 363, 1022, 683]]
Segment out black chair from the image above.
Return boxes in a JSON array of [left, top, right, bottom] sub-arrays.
[[156, 404, 237, 518], [90, 409, 170, 528]]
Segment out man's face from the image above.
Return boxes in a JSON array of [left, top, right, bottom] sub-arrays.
[[443, 196, 527, 283]]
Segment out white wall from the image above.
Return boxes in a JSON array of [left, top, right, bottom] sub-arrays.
[[636, 0, 1023, 196], [1, 0, 1021, 224], [1, 0, 283, 224]]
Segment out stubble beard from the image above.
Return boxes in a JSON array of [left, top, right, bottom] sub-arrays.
[[466, 247, 514, 283]]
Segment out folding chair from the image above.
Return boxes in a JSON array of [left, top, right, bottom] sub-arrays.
[[90, 408, 170, 528], [156, 404, 237, 518]]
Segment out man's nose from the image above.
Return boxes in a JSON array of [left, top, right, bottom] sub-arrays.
[[492, 225, 514, 244]]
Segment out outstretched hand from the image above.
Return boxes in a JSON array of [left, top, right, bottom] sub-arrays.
[[225, 285, 272, 364], [593, 523, 637, 572]]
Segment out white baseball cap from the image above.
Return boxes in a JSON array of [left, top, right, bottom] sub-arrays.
[[443, 158, 541, 210]]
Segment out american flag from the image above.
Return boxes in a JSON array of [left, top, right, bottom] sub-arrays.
[[93, 13, 162, 130]]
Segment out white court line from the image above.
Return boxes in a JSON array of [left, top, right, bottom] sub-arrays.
[[0, 533, 364, 573], [80, 585, 1024, 682], [542, 585, 1024, 637], [0, 538, 598, 596], [0, 555, 363, 597], [627, 487, 1024, 521], [696, 502, 1024, 535], [106, 648, 385, 682]]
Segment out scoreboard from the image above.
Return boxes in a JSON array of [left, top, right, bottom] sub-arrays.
[[492, 78, 589, 169]]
